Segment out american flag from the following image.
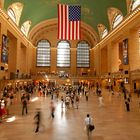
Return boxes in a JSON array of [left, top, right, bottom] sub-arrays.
[[58, 4, 81, 40]]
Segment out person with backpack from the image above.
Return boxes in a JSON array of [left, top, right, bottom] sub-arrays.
[[21, 94, 28, 115]]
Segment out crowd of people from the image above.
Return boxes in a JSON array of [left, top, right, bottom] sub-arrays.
[[0, 80, 140, 139], [0, 83, 34, 121]]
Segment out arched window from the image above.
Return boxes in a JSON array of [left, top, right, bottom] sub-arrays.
[[112, 14, 123, 29], [101, 28, 108, 38], [131, 0, 140, 11], [21, 25, 26, 35], [7, 8, 16, 22], [7, 2, 23, 25], [77, 41, 90, 67], [37, 40, 51, 67], [57, 41, 70, 67], [21, 20, 31, 36]]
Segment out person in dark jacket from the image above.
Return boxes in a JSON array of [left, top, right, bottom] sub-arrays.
[[34, 108, 41, 133], [21, 94, 28, 115]]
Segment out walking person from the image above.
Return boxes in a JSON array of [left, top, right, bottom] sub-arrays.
[[5, 95, 11, 115], [34, 108, 41, 133], [98, 87, 102, 96], [21, 94, 28, 115], [71, 95, 74, 108], [65, 96, 70, 109], [75, 95, 79, 109], [50, 101, 55, 119], [85, 91, 89, 101], [125, 98, 130, 112], [98, 94, 104, 107], [0, 99, 6, 122], [61, 95, 64, 108], [84, 114, 94, 140]]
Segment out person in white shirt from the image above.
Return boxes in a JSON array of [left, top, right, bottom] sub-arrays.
[[84, 114, 93, 138], [65, 96, 70, 109]]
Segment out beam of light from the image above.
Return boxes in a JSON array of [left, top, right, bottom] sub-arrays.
[[6, 116, 16, 122], [31, 97, 39, 102]]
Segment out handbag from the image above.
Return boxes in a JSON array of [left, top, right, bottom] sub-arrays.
[[89, 117, 95, 131], [89, 124, 95, 131]]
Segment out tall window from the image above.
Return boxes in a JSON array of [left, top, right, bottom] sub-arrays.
[[77, 41, 90, 67], [37, 40, 50, 67], [57, 41, 70, 67], [131, 0, 140, 11], [102, 28, 108, 38], [7, 8, 16, 22], [112, 14, 123, 29], [21, 20, 31, 36], [7, 2, 23, 25]]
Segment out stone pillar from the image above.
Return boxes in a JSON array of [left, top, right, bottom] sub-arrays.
[[128, 29, 140, 92], [101, 46, 108, 74], [129, 29, 140, 71], [110, 42, 119, 72], [70, 48, 76, 76], [93, 45, 100, 76], [90, 48, 95, 76], [7, 32, 17, 79], [107, 43, 112, 73], [50, 47, 57, 73]]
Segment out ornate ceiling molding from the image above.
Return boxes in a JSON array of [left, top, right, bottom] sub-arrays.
[[29, 18, 99, 47]]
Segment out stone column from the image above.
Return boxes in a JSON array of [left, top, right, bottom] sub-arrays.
[[7, 33, 17, 79], [107, 43, 112, 73], [110, 42, 119, 73], [93, 45, 100, 76], [101, 46, 108, 74], [90, 48, 94, 76], [50, 47, 57, 73], [70, 48, 76, 76], [128, 29, 140, 92], [129, 29, 140, 71]]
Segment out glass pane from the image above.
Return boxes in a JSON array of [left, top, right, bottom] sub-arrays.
[[132, 0, 140, 10], [7, 8, 16, 22], [113, 14, 123, 28], [77, 41, 90, 67], [57, 41, 70, 67], [37, 40, 50, 67], [102, 28, 108, 38]]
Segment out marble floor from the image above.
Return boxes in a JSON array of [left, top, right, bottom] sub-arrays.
[[0, 88, 140, 140]]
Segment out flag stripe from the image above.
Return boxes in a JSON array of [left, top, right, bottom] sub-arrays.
[[58, 4, 60, 39], [62, 5, 65, 39], [77, 21, 80, 40], [58, 4, 81, 40], [74, 21, 76, 40], [66, 5, 69, 40]]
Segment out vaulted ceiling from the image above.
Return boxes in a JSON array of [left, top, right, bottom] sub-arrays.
[[4, 0, 127, 34]]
